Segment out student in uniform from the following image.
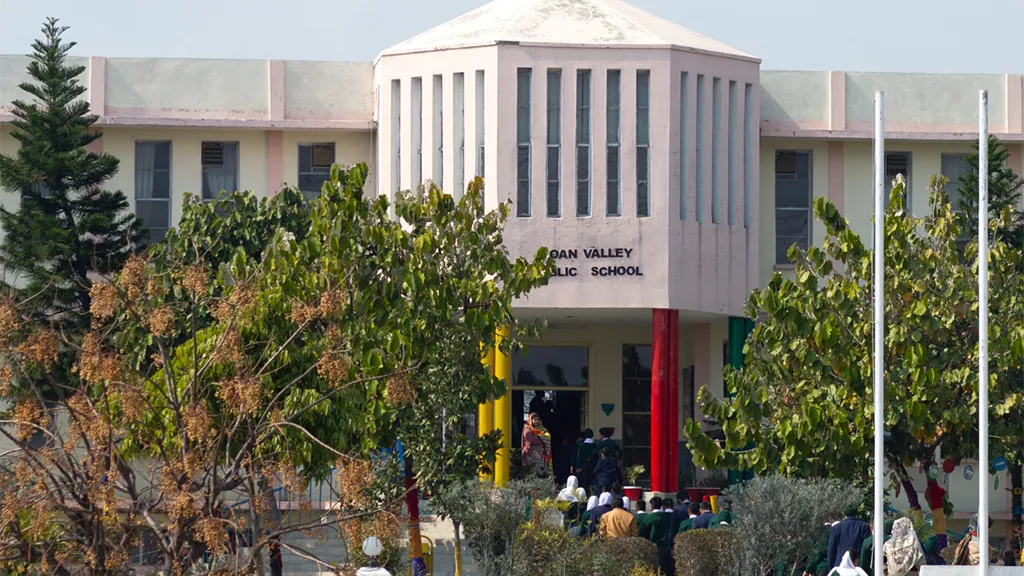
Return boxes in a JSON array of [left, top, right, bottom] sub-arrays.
[[574, 429, 597, 491], [691, 500, 715, 529], [595, 428, 622, 462], [677, 501, 701, 534], [639, 496, 662, 540], [648, 497, 676, 576], [600, 497, 638, 539]]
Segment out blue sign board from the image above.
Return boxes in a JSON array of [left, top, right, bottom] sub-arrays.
[[993, 456, 1007, 471]]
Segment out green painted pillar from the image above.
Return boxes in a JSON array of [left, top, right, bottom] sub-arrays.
[[727, 317, 755, 485]]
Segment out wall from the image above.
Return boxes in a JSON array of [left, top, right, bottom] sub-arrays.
[[280, 130, 377, 192], [103, 128, 271, 226], [0, 55, 91, 110]]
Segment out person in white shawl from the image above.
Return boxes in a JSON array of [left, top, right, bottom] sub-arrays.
[[883, 517, 923, 575], [557, 475, 588, 503], [827, 550, 867, 576], [622, 496, 631, 513]]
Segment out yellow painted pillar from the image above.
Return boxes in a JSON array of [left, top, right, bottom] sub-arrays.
[[478, 344, 495, 482], [493, 326, 512, 486]]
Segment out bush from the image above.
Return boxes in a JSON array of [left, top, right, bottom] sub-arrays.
[[340, 512, 406, 574], [592, 537, 659, 576], [458, 477, 556, 576], [674, 529, 741, 576], [513, 524, 594, 576], [729, 475, 862, 576]]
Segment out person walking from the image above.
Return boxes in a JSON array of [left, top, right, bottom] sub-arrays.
[[574, 429, 597, 491], [827, 550, 868, 576], [954, 514, 991, 565], [592, 448, 622, 493], [677, 501, 700, 534], [691, 500, 715, 530], [588, 492, 614, 537], [828, 507, 871, 569], [521, 413, 551, 478], [882, 517, 923, 575], [859, 518, 895, 571]]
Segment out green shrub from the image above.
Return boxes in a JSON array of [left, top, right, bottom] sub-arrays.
[[592, 537, 659, 576], [729, 475, 861, 575], [674, 528, 741, 576], [513, 524, 594, 576]]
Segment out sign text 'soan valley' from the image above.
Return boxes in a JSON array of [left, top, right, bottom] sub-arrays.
[[547, 247, 643, 278]]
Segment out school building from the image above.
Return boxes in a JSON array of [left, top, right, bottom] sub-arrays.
[[2, 0, 1022, 533]]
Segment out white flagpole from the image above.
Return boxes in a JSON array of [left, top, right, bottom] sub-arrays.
[[873, 90, 885, 576], [978, 89, 990, 573]]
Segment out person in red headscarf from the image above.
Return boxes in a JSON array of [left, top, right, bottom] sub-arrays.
[[521, 412, 552, 478]]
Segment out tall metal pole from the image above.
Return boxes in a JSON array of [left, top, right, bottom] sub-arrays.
[[872, 91, 885, 576], [978, 89, 990, 573]]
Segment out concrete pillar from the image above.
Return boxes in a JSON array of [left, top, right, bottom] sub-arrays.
[[651, 309, 680, 493]]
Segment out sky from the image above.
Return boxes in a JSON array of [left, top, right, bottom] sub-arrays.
[[0, 0, 1022, 73]]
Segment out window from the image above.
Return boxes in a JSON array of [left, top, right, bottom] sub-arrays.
[[201, 142, 239, 201], [941, 153, 970, 213], [516, 68, 532, 217], [680, 72, 689, 220], [622, 344, 652, 478], [135, 141, 171, 243], [576, 70, 591, 217], [884, 152, 911, 211], [636, 70, 651, 218], [412, 77, 423, 189], [695, 75, 706, 222], [476, 70, 485, 180], [711, 77, 722, 223], [299, 143, 335, 199], [512, 345, 589, 388], [392, 80, 401, 193], [546, 69, 561, 217], [774, 151, 812, 265], [606, 70, 621, 217]]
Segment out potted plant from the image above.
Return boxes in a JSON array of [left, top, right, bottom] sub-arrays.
[[624, 465, 646, 502]]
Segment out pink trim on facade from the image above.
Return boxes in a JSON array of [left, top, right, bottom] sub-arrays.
[[269, 60, 285, 122], [828, 71, 846, 131], [828, 141, 843, 213], [1007, 73, 1022, 135], [760, 125, 1024, 143], [88, 56, 106, 116], [267, 130, 284, 195]]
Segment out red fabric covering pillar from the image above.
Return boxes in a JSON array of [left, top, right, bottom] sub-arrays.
[[651, 309, 679, 493], [668, 310, 679, 494]]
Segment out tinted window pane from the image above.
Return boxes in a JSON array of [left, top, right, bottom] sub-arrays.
[[637, 147, 649, 180], [153, 142, 171, 170], [299, 173, 328, 194], [136, 199, 169, 228], [775, 179, 810, 208], [637, 108, 650, 144], [637, 182, 649, 217], [151, 171, 171, 199], [298, 145, 312, 173], [622, 415, 650, 446], [623, 345, 652, 379], [576, 147, 589, 180], [776, 236, 808, 264], [606, 148, 619, 180], [776, 210, 809, 237], [512, 346, 588, 388]]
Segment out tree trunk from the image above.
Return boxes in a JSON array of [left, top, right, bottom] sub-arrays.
[[405, 458, 428, 576], [453, 519, 463, 576]]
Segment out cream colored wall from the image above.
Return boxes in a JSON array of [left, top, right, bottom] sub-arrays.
[[0, 125, 20, 244], [102, 128, 270, 226], [757, 138, 831, 285], [846, 73, 1007, 126], [760, 71, 828, 124], [840, 140, 977, 242], [0, 55, 90, 110], [281, 130, 377, 191], [105, 58, 269, 115]]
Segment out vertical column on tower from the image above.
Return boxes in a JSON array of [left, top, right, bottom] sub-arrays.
[[650, 309, 679, 493], [493, 326, 512, 486], [478, 343, 495, 482]]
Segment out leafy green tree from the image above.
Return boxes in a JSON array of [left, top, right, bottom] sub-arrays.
[[0, 19, 142, 398], [0, 165, 553, 573], [685, 177, 1024, 519], [954, 135, 1024, 546]]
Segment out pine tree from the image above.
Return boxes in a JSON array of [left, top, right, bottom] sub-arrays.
[[0, 18, 142, 325], [0, 19, 142, 396], [956, 135, 1024, 249]]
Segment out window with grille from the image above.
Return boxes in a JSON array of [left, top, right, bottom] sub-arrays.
[[941, 153, 970, 213], [201, 142, 239, 201], [516, 68, 532, 217], [884, 152, 911, 211], [298, 143, 335, 199]]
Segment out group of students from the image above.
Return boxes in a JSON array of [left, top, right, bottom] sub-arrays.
[[807, 508, 1018, 576], [556, 474, 735, 576]]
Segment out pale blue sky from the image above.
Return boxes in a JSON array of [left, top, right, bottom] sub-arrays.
[[0, 0, 1022, 73]]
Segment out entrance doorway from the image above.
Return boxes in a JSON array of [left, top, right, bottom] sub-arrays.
[[511, 345, 589, 484]]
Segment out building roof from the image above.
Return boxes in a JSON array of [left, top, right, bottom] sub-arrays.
[[378, 0, 757, 61]]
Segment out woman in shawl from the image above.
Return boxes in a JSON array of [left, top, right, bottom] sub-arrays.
[[954, 514, 990, 565], [883, 517, 924, 575], [521, 413, 552, 478], [580, 496, 599, 528], [622, 496, 632, 513]]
